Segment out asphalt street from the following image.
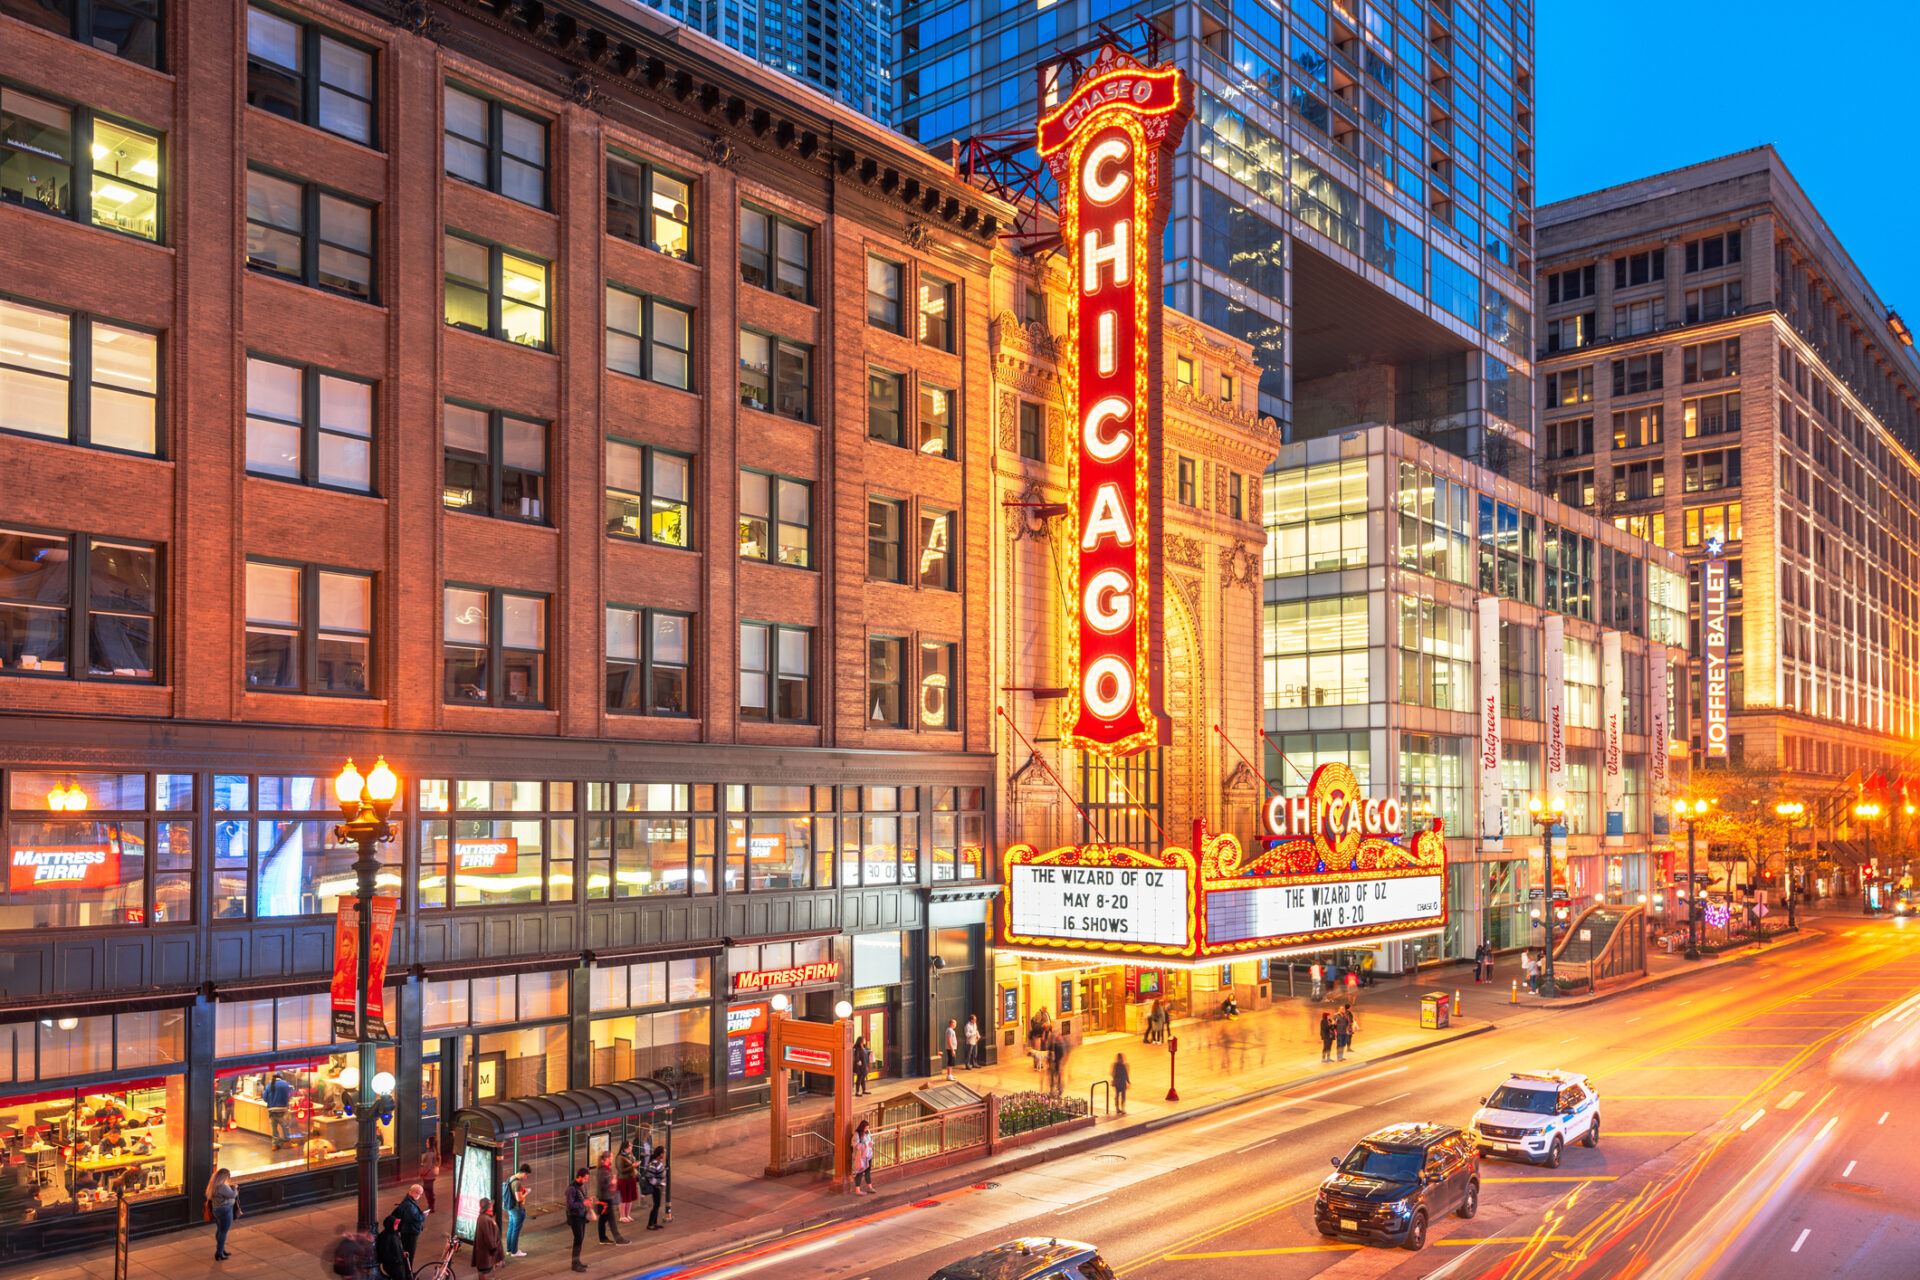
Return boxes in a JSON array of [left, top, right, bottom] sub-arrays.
[[647, 911, 1920, 1280]]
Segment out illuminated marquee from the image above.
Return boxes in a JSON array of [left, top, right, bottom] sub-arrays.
[[1703, 537, 1730, 759], [1001, 841, 1197, 959], [1038, 51, 1191, 756]]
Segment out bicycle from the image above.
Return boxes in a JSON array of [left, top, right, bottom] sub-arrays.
[[413, 1234, 464, 1280]]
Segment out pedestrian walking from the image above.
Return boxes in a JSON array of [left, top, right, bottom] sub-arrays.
[[419, 1137, 440, 1213], [1318, 1012, 1335, 1062], [387, 1184, 428, 1264], [964, 1014, 983, 1068], [206, 1167, 238, 1260], [1333, 1006, 1353, 1061], [564, 1168, 592, 1273], [642, 1146, 668, 1230], [852, 1035, 872, 1096], [593, 1152, 627, 1243], [329, 1225, 376, 1280], [1047, 1033, 1066, 1095], [1152, 1002, 1170, 1043], [504, 1163, 532, 1257], [1111, 1053, 1131, 1114], [1522, 948, 1539, 993], [852, 1119, 876, 1195], [616, 1138, 640, 1222], [1360, 952, 1377, 987], [264, 1072, 294, 1149], [472, 1199, 505, 1280], [375, 1212, 409, 1280], [944, 1018, 960, 1078]]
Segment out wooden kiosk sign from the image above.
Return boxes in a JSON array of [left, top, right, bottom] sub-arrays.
[[764, 1011, 855, 1187]]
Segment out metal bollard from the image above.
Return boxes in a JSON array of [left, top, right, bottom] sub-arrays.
[[1510, 979, 1519, 1004], [1454, 988, 1462, 1019]]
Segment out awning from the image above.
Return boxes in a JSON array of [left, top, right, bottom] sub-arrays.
[[452, 1078, 676, 1144]]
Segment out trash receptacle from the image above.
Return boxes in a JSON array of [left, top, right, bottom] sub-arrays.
[[1420, 991, 1451, 1030]]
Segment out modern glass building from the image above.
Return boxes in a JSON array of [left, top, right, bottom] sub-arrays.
[[628, 0, 894, 120], [901, 0, 1537, 464]]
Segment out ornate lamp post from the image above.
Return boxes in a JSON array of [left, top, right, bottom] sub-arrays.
[[1854, 799, 1883, 912], [1774, 801, 1805, 928], [1672, 797, 1712, 959], [333, 757, 398, 1232], [1526, 794, 1566, 999]]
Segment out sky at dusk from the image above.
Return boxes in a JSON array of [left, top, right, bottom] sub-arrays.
[[1536, 0, 1920, 322]]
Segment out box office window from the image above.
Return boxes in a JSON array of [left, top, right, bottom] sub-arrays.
[[210, 774, 401, 920], [15, 0, 163, 69], [737, 471, 812, 568], [605, 286, 693, 389], [0, 528, 160, 682], [0, 298, 161, 455], [244, 169, 374, 300], [607, 153, 691, 260], [245, 6, 372, 144], [842, 785, 918, 886], [589, 1008, 709, 1095], [586, 783, 717, 899], [0, 1074, 188, 1216], [0, 87, 161, 241], [245, 356, 373, 491], [931, 786, 985, 881], [0, 770, 191, 929], [605, 440, 691, 547], [443, 85, 545, 208], [443, 586, 547, 707], [724, 784, 834, 891]]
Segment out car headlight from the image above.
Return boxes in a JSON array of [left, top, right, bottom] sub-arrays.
[[1390, 1201, 1413, 1218]]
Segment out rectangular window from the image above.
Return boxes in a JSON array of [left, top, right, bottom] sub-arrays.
[[16, 0, 163, 68], [1682, 392, 1742, 438], [1545, 312, 1593, 353], [1682, 337, 1740, 384], [1544, 368, 1593, 406], [0, 298, 161, 455], [1545, 264, 1595, 304], [588, 787, 716, 900], [1683, 230, 1741, 273], [867, 368, 904, 444], [0, 88, 161, 241], [1178, 456, 1197, 506], [1612, 296, 1666, 337], [1230, 473, 1244, 520], [444, 232, 549, 348], [1610, 405, 1662, 450], [1545, 416, 1593, 458], [866, 256, 902, 331], [919, 641, 957, 730], [443, 586, 547, 707], [917, 275, 955, 350], [1270, 458, 1372, 577], [243, 560, 372, 695], [737, 471, 811, 568], [738, 331, 811, 421], [1017, 401, 1043, 460], [918, 508, 954, 590], [1682, 502, 1743, 547], [739, 205, 809, 301], [867, 497, 904, 582], [918, 383, 956, 457], [842, 786, 920, 885], [1612, 248, 1665, 289], [604, 286, 693, 389], [604, 440, 692, 547], [867, 635, 905, 727], [245, 6, 373, 144], [0, 529, 159, 681], [606, 606, 693, 716], [1176, 355, 1195, 388], [739, 622, 811, 722], [1683, 447, 1742, 494], [442, 403, 546, 522], [244, 356, 373, 491], [1684, 281, 1742, 324], [1265, 595, 1370, 709], [247, 169, 378, 299], [1610, 353, 1664, 397], [443, 85, 546, 207], [606, 153, 691, 259]]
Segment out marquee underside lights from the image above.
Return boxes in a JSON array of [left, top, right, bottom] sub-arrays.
[[1039, 51, 1190, 757]]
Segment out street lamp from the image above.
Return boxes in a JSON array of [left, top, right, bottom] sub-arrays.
[[1854, 799, 1883, 913], [333, 756, 398, 1232], [1672, 798, 1713, 959], [1526, 795, 1566, 999], [1774, 801, 1806, 929]]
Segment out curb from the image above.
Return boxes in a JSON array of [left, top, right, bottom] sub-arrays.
[[640, 1021, 1498, 1271], [1516, 926, 1825, 1009]]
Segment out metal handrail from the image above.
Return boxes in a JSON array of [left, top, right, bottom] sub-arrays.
[[1088, 1079, 1111, 1116]]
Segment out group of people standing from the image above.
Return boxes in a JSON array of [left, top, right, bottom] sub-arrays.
[[561, 1140, 670, 1269], [941, 1015, 985, 1074], [1316, 1006, 1360, 1061]]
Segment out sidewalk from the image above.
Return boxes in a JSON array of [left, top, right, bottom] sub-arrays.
[[36, 980, 1491, 1280], [1501, 920, 1826, 1008]]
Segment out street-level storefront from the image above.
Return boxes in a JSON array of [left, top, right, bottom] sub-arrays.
[[991, 956, 1194, 1044]]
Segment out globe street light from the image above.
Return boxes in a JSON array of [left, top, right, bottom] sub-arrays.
[[333, 756, 398, 1232], [1774, 800, 1806, 928], [1854, 799, 1884, 912], [1672, 798, 1713, 959], [1527, 795, 1567, 998]]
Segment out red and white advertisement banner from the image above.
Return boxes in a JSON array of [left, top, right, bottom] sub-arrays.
[[1602, 631, 1625, 840], [732, 960, 842, 994], [9, 845, 120, 892], [330, 894, 399, 1042]]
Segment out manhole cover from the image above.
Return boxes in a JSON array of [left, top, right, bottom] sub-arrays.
[[1093, 1153, 1127, 1163], [1828, 1181, 1882, 1197]]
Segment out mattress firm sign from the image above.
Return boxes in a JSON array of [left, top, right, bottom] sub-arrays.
[[1007, 862, 1191, 948], [1206, 873, 1445, 945]]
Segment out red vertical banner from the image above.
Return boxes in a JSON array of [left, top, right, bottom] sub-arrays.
[[332, 894, 400, 1041], [1038, 50, 1191, 757]]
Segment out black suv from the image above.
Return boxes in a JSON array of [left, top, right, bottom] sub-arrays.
[[1314, 1123, 1479, 1251]]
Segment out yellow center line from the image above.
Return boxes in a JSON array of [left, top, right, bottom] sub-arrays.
[[1603, 1130, 1693, 1136], [1687, 1042, 1814, 1048], [1610, 1093, 1747, 1099], [1605, 1063, 1777, 1069], [1166, 1237, 1576, 1259], [1483, 1176, 1619, 1183]]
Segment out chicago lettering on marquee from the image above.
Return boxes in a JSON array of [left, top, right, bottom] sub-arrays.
[[1702, 536, 1730, 759], [1037, 50, 1191, 756]]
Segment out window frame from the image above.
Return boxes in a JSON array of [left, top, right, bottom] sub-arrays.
[[606, 150, 693, 261], [737, 469, 813, 569], [12, 0, 164, 69], [244, 4, 375, 147], [242, 354, 376, 493], [866, 634, 907, 728], [916, 273, 957, 351], [738, 621, 812, 724], [604, 284, 694, 389], [241, 557, 375, 698], [605, 604, 695, 718], [0, 86, 164, 242], [866, 254, 904, 332], [243, 167, 377, 301], [866, 495, 905, 583], [737, 327, 812, 422], [917, 381, 958, 458], [739, 203, 811, 302], [0, 524, 163, 684], [1017, 400, 1044, 460], [441, 400, 549, 525], [441, 584, 550, 708], [0, 294, 164, 457], [442, 83, 548, 209], [603, 437, 694, 549], [443, 231, 550, 350], [866, 366, 905, 445]]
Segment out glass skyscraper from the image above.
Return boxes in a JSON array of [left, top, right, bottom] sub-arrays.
[[900, 0, 1537, 465], [633, 0, 894, 120]]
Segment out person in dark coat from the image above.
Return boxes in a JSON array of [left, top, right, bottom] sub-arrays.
[[1318, 1012, 1335, 1063], [1110, 1053, 1131, 1114], [851, 1036, 871, 1096], [564, 1169, 592, 1272], [375, 1214, 409, 1280], [592, 1152, 627, 1244], [386, 1185, 428, 1263], [641, 1147, 668, 1230], [1334, 1006, 1356, 1060], [471, 1199, 505, 1280]]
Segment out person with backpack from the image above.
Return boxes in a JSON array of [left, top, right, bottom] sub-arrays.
[[641, 1146, 668, 1230], [564, 1168, 592, 1273], [504, 1163, 531, 1257], [375, 1212, 409, 1280]]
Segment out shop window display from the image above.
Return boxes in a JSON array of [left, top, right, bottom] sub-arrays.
[[1, 770, 192, 929], [212, 1054, 392, 1183], [417, 778, 576, 908], [584, 783, 716, 898], [210, 774, 400, 919]]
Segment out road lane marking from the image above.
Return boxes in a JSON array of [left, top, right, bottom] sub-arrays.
[[1677, 999, 1694, 1006], [1778, 1090, 1805, 1109], [1612, 1094, 1746, 1099], [1878, 1111, 1889, 1125], [1164, 1240, 1576, 1260], [1482, 1176, 1619, 1183], [1296, 1066, 1408, 1101], [1441, 1237, 1575, 1245], [1739, 1110, 1767, 1132], [1057, 1195, 1107, 1215], [1842, 1161, 1856, 1178], [1238, 1137, 1280, 1153], [1379, 1091, 1411, 1104], [1792, 1228, 1811, 1253], [1815, 1116, 1839, 1141], [1605, 1130, 1691, 1136], [1625, 1016, 1642, 1023], [1610, 1063, 1775, 1069]]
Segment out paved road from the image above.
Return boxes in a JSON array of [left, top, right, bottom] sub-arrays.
[[650, 912, 1920, 1280]]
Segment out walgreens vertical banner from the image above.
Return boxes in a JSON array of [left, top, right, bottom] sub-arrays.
[[1601, 631, 1626, 839], [1477, 597, 1503, 844], [331, 895, 399, 1041], [1544, 614, 1567, 814], [1038, 52, 1191, 756], [1647, 643, 1671, 833], [1702, 548, 1731, 759]]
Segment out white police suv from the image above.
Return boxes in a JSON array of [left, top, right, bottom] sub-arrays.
[[1468, 1070, 1600, 1167]]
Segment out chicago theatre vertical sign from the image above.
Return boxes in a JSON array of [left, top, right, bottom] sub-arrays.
[[1038, 50, 1191, 755]]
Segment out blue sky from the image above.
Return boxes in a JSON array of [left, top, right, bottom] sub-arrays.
[[1536, 1, 1920, 317]]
